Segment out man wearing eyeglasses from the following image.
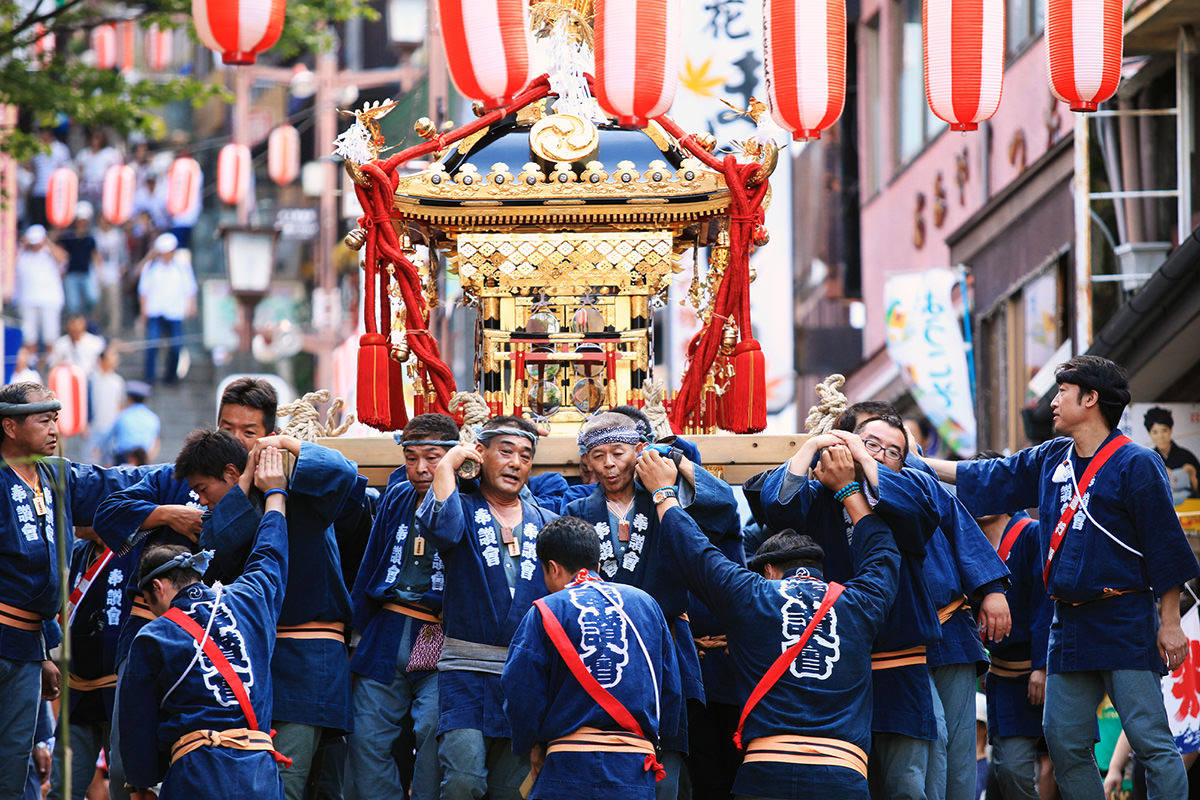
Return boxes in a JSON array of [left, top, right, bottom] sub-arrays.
[[758, 410, 1008, 800], [833, 404, 1010, 800]]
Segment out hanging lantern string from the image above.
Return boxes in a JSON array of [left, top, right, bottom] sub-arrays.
[[352, 74, 555, 416], [652, 113, 770, 433]]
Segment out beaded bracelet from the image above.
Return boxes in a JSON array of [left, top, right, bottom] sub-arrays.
[[264, 488, 288, 500], [834, 482, 862, 503]]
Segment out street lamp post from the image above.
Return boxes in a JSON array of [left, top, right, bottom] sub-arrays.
[[228, 46, 422, 389], [222, 225, 280, 353]]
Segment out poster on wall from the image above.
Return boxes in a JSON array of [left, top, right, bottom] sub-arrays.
[[664, 0, 797, 431], [884, 268, 977, 455], [1119, 403, 1200, 511]]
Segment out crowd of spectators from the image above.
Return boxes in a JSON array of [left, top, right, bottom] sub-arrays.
[[8, 125, 199, 465]]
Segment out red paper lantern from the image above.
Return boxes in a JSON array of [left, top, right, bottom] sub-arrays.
[[192, 0, 287, 66], [48, 364, 88, 438], [116, 21, 136, 73], [1046, 0, 1122, 111], [924, 0, 1005, 131], [268, 124, 300, 186], [146, 23, 174, 72], [217, 143, 252, 206], [33, 23, 55, 62], [438, 0, 532, 108], [102, 164, 136, 225], [46, 168, 78, 229], [593, 0, 681, 126], [91, 23, 118, 70], [764, 0, 846, 141], [166, 157, 202, 218]]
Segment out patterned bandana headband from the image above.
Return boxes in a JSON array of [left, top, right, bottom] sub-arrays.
[[476, 426, 538, 447], [577, 425, 642, 455], [0, 399, 62, 416], [138, 549, 215, 591]]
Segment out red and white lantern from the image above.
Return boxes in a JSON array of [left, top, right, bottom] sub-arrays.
[[46, 168, 78, 229], [923, 0, 1005, 131], [438, 0, 533, 108], [593, 0, 681, 126], [166, 157, 202, 218], [192, 0, 287, 65], [116, 21, 136, 73], [1045, 0, 1122, 111], [91, 24, 118, 70], [102, 164, 136, 225], [146, 23, 174, 72], [33, 23, 55, 62], [48, 364, 88, 438], [217, 144, 252, 206], [268, 124, 300, 186], [764, 0, 846, 140]]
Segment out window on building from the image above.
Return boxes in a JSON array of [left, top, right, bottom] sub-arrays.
[[894, 0, 946, 166], [977, 255, 1069, 450], [863, 15, 884, 195], [1006, 0, 1044, 59]]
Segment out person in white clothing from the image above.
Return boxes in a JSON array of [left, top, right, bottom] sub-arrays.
[[88, 346, 126, 465], [12, 225, 66, 354], [48, 314, 106, 377], [137, 233, 197, 384], [27, 129, 71, 228], [94, 215, 129, 332]]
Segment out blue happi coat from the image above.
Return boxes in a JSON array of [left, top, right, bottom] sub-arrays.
[[0, 459, 147, 663], [63, 539, 141, 725], [199, 442, 361, 732], [563, 466, 738, 718], [117, 510, 287, 798], [760, 464, 942, 739], [898, 455, 1009, 668], [349, 480, 444, 683], [415, 485, 558, 738], [92, 464, 205, 664], [955, 431, 1200, 673], [503, 576, 682, 800], [983, 513, 1051, 740], [660, 505, 899, 798]]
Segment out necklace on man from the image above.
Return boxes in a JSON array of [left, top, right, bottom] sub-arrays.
[[488, 501, 523, 557], [606, 497, 634, 542]]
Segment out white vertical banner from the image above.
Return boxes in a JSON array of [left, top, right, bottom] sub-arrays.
[[1162, 604, 1200, 754], [884, 269, 977, 455], [664, 0, 796, 429]]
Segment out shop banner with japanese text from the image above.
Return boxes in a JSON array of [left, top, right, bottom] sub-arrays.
[[1162, 604, 1200, 754], [884, 269, 976, 455], [664, 0, 796, 429]]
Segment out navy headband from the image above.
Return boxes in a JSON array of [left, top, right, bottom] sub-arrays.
[[392, 433, 461, 448], [137, 550, 214, 591]]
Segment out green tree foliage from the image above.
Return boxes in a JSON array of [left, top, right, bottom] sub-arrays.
[[0, 0, 376, 159]]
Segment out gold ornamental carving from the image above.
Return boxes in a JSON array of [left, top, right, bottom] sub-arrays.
[[530, 114, 600, 169], [456, 231, 677, 292]]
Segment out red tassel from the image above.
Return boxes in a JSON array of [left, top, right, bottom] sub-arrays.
[[388, 358, 409, 432], [726, 339, 767, 433], [357, 333, 392, 430]]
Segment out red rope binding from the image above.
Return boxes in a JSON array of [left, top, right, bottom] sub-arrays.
[[352, 76, 554, 428], [653, 115, 769, 434]]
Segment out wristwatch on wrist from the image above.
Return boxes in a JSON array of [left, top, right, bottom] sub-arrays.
[[652, 487, 678, 504]]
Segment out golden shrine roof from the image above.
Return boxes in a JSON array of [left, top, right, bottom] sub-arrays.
[[391, 116, 732, 229]]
